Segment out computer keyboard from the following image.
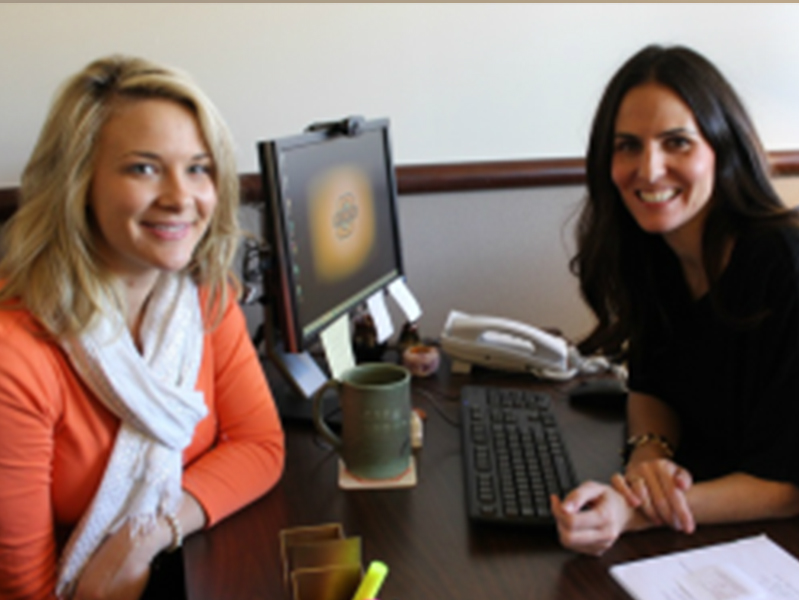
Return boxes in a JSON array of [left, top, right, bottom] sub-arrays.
[[460, 385, 578, 526]]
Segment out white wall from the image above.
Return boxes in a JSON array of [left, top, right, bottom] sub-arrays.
[[3, 3, 799, 342], [396, 185, 594, 341], [2, 4, 799, 185]]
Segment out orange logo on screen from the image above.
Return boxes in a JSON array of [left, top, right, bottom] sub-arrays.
[[309, 166, 376, 283]]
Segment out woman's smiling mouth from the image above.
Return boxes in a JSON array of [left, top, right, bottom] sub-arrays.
[[638, 189, 680, 204]]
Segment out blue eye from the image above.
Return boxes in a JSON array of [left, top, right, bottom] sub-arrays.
[[188, 163, 213, 176], [127, 163, 157, 175]]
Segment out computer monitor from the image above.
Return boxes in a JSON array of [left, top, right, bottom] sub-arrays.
[[257, 117, 405, 416]]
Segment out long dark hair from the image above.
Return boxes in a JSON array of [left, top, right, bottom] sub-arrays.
[[571, 44, 794, 357]]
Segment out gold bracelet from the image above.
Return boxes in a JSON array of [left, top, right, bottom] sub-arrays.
[[622, 432, 674, 464], [164, 512, 183, 552]]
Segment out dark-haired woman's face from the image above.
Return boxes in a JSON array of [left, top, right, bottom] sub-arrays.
[[611, 83, 716, 251]]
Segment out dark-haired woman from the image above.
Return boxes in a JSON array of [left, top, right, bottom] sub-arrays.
[[551, 45, 799, 555]]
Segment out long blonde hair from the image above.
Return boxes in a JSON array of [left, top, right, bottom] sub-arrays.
[[0, 55, 241, 337]]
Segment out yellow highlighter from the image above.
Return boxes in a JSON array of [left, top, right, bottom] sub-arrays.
[[351, 560, 388, 600]]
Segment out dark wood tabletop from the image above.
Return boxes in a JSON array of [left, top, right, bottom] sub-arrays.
[[183, 364, 799, 600]]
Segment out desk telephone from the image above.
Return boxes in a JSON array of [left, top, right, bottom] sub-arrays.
[[440, 310, 617, 380]]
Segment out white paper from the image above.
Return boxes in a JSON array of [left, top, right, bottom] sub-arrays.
[[319, 313, 356, 380], [387, 278, 422, 323], [366, 290, 394, 344], [610, 535, 799, 600], [682, 564, 765, 600]]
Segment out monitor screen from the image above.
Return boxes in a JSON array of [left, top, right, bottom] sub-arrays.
[[258, 118, 404, 358]]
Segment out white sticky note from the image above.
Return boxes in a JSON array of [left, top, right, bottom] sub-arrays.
[[366, 290, 394, 344], [387, 278, 422, 323], [319, 313, 356, 380]]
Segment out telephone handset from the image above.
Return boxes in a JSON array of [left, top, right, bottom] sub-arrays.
[[440, 310, 615, 381]]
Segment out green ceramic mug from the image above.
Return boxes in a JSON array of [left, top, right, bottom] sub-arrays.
[[312, 363, 412, 480]]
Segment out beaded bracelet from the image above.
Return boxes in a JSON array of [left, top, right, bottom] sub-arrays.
[[164, 512, 183, 553], [622, 432, 674, 464]]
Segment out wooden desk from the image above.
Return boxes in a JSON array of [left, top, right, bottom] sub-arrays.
[[183, 366, 799, 599]]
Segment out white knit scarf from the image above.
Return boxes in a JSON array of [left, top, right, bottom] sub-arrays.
[[55, 273, 207, 598]]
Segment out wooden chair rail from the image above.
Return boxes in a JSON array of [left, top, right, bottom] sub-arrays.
[[3, 150, 799, 220]]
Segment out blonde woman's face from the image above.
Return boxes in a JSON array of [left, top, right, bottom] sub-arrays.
[[89, 98, 217, 285]]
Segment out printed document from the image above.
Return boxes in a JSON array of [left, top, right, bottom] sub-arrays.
[[610, 535, 799, 600]]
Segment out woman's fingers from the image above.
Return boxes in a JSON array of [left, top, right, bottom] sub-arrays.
[[631, 476, 663, 525], [551, 482, 631, 556], [611, 472, 641, 508], [629, 459, 695, 532]]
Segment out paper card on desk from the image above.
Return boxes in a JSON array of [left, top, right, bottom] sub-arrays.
[[287, 536, 362, 574], [320, 313, 356, 380], [609, 535, 799, 600], [366, 290, 393, 343], [291, 564, 362, 600], [280, 523, 345, 587], [387, 278, 422, 323]]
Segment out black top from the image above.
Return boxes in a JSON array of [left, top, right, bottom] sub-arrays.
[[628, 224, 799, 485]]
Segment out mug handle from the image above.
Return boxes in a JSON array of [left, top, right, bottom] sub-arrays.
[[312, 379, 342, 450]]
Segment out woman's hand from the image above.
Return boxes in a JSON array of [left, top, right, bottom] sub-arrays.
[[550, 480, 640, 556], [619, 458, 694, 533], [71, 518, 168, 600]]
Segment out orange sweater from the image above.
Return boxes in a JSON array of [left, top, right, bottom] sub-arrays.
[[0, 295, 285, 599]]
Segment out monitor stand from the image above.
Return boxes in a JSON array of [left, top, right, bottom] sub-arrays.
[[271, 386, 342, 426], [262, 349, 342, 426]]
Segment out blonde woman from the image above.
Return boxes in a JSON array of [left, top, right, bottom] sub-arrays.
[[0, 56, 285, 599]]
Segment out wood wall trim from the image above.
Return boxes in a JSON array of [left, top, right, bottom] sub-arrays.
[[0, 188, 18, 222], [395, 157, 588, 195], [237, 157, 586, 203], [766, 150, 799, 177], [3, 150, 799, 218]]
